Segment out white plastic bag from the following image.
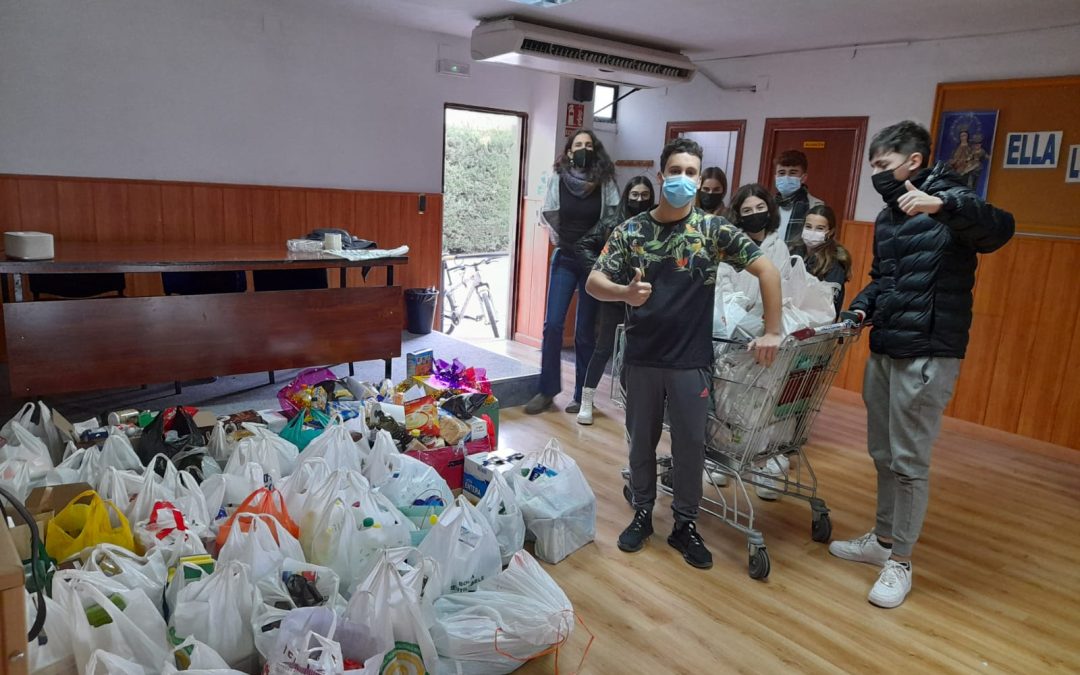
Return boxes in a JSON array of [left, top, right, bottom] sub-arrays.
[[96, 467, 143, 516], [206, 421, 234, 463], [82, 544, 168, 609], [296, 468, 372, 551], [224, 424, 298, 484], [167, 636, 244, 673], [100, 432, 144, 472], [295, 418, 366, 475], [782, 255, 838, 328], [201, 461, 266, 530], [218, 512, 305, 579], [419, 495, 502, 595], [53, 577, 171, 675], [170, 560, 261, 670], [476, 470, 526, 566], [432, 550, 574, 675], [265, 607, 347, 675], [129, 454, 210, 531], [1, 401, 65, 464], [133, 501, 209, 568], [46, 446, 102, 486], [344, 552, 439, 674], [305, 472, 414, 596], [0, 421, 54, 479], [0, 458, 33, 502], [280, 457, 335, 519], [25, 590, 75, 672], [85, 650, 146, 675], [365, 429, 453, 509], [511, 439, 596, 564]]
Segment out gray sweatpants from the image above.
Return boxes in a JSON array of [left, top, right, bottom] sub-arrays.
[[863, 353, 961, 557], [624, 364, 711, 524]]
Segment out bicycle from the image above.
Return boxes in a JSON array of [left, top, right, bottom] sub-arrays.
[[442, 254, 502, 338]]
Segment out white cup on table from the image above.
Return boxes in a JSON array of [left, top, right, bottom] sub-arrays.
[[323, 233, 343, 251]]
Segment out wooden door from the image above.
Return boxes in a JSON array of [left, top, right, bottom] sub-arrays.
[[512, 196, 549, 348], [758, 117, 868, 221]]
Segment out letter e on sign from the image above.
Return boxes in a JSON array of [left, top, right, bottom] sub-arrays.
[[1003, 131, 1064, 169]]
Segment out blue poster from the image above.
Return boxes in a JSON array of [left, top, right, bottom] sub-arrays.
[[936, 110, 999, 198]]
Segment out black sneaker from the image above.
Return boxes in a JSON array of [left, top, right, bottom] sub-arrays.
[[564, 400, 581, 414], [617, 509, 653, 552], [668, 521, 713, 569]]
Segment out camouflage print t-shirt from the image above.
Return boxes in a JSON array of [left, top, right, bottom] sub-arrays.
[[594, 207, 762, 368]]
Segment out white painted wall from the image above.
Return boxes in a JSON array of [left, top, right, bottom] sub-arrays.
[[0, 0, 561, 193], [604, 25, 1080, 221]]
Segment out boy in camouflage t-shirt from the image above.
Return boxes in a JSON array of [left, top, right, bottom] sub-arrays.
[[587, 138, 783, 569]]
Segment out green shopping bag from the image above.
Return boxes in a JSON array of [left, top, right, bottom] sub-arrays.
[[279, 408, 330, 451]]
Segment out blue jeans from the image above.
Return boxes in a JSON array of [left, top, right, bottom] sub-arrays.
[[539, 249, 598, 401]]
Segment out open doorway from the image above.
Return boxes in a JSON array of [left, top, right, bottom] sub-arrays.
[[441, 105, 526, 341], [758, 116, 868, 221], [666, 120, 746, 197]]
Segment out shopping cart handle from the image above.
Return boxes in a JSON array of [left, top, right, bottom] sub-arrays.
[[790, 321, 860, 340]]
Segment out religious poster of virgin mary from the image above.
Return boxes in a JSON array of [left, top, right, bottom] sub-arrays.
[[935, 110, 998, 198]]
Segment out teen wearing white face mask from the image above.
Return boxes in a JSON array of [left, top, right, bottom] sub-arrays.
[[789, 204, 851, 318]]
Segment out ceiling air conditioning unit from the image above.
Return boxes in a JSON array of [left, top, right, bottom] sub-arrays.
[[471, 18, 696, 88]]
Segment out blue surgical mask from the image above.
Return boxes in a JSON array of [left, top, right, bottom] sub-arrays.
[[775, 175, 802, 197], [662, 174, 698, 208]]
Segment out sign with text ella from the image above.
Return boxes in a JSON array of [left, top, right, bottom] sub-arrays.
[[1003, 131, 1063, 168]]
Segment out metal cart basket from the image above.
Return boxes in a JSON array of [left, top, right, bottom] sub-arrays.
[[614, 321, 861, 579]]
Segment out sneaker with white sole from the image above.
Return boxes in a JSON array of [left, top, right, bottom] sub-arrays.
[[704, 469, 729, 487], [828, 531, 893, 566], [576, 387, 595, 425], [754, 454, 790, 500], [868, 559, 912, 608]]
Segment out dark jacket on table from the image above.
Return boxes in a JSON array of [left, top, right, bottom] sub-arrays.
[[849, 163, 1015, 359]]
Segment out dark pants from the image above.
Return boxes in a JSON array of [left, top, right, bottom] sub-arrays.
[[624, 364, 711, 524], [583, 301, 624, 389], [539, 250, 598, 401]]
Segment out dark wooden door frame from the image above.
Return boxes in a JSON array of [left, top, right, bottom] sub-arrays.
[[441, 103, 529, 338], [665, 120, 747, 191], [757, 116, 868, 222]]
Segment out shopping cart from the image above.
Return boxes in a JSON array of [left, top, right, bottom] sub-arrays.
[[613, 321, 861, 579]]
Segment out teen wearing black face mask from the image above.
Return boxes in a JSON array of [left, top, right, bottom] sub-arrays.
[[697, 166, 728, 217], [831, 120, 1014, 610], [526, 130, 620, 416], [717, 182, 795, 499], [572, 176, 656, 425]]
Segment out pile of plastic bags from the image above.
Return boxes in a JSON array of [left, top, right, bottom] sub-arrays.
[[1, 393, 593, 675], [714, 255, 838, 339]]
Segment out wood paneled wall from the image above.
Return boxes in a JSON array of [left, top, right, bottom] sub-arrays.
[[0, 174, 442, 297], [835, 219, 1080, 450]]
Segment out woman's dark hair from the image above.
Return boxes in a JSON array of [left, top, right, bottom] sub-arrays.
[[618, 176, 655, 220], [802, 204, 851, 282], [728, 183, 779, 235], [554, 129, 616, 187]]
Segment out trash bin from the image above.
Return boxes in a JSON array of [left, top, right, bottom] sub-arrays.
[[405, 287, 439, 335]]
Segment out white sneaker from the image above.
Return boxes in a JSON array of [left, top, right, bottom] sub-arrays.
[[868, 560, 912, 608], [828, 532, 892, 566], [576, 387, 595, 425], [703, 469, 729, 487], [754, 454, 790, 500]]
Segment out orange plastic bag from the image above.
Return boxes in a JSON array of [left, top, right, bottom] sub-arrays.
[[214, 487, 299, 550], [45, 489, 135, 562]]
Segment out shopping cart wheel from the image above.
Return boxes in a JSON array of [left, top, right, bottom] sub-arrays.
[[811, 512, 832, 543], [748, 547, 770, 580]]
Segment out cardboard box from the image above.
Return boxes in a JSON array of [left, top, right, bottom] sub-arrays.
[[9, 510, 52, 561], [406, 349, 435, 378], [463, 447, 524, 500], [25, 482, 93, 516]]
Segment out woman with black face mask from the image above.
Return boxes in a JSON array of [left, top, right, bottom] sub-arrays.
[[697, 166, 728, 217], [526, 130, 621, 416], [716, 183, 794, 498], [572, 176, 656, 425]]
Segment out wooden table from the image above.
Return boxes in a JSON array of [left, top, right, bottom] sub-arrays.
[[0, 243, 408, 397]]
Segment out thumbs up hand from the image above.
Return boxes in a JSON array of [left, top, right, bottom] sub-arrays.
[[897, 180, 943, 216], [624, 267, 652, 307]]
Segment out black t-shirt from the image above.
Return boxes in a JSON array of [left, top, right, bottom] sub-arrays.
[[594, 208, 763, 369], [557, 180, 602, 252]]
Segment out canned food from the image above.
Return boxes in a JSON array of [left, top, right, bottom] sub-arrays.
[[107, 408, 139, 427]]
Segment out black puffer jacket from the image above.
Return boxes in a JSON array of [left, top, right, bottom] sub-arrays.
[[575, 207, 630, 270], [850, 163, 1015, 359]]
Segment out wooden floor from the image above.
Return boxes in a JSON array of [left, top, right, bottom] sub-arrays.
[[482, 339, 1080, 674]]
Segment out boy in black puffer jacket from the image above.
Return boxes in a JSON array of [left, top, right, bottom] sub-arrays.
[[829, 121, 1014, 608]]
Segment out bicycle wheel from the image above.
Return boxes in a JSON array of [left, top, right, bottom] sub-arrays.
[[479, 286, 499, 338], [442, 292, 458, 335]]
